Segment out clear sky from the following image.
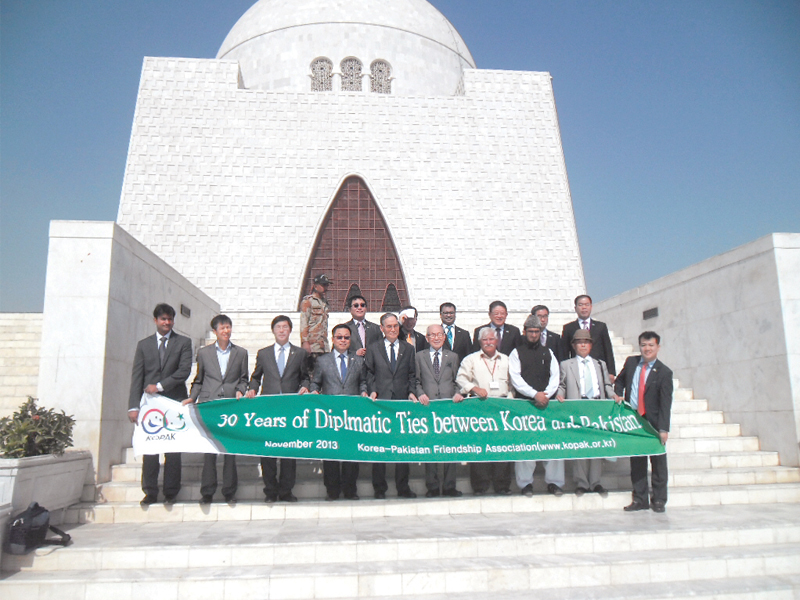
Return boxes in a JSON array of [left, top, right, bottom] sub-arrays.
[[1, 0, 798, 312]]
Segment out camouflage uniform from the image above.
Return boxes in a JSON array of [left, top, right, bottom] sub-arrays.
[[299, 293, 329, 354]]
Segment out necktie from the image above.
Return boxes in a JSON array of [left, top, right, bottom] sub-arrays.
[[358, 321, 366, 348], [582, 320, 589, 330], [433, 351, 440, 377], [159, 336, 167, 368], [495, 326, 503, 344], [278, 346, 286, 377], [390, 342, 397, 372], [637, 363, 647, 416], [580, 358, 588, 397], [583, 358, 595, 398], [446, 326, 453, 347], [339, 354, 348, 382]]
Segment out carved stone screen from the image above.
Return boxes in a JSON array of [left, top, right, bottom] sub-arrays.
[[300, 177, 409, 311]]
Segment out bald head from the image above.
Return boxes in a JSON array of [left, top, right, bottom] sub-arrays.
[[426, 324, 446, 350]]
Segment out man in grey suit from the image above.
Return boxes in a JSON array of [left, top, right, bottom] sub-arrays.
[[556, 329, 614, 497], [182, 315, 249, 504], [415, 324, 464, 497], [344, 295, 382, 357], [128, 303, 193, 506], [246, 315, 310, 502], [310, 323, 368, 500]]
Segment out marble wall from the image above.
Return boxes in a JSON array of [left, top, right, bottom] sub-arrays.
[[594, 233, 800, 466], [37, 221, 219, 483], [117, 59, 585, 313]]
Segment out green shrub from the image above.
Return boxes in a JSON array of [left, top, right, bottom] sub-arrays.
[[0, 397, 75, 458]]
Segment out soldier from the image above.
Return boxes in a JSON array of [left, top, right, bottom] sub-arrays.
[[300, 274, 332, 362]]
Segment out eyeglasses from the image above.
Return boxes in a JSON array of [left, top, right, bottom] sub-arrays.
[[351, 303, 366, 308], [427, 333, 445, 339], [333, 335, 351, 340]]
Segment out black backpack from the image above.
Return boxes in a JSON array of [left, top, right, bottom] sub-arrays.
[[4, 502, 71, 555]]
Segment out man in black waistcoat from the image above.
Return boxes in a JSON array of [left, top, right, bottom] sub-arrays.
[[508, 314, 563, 497]]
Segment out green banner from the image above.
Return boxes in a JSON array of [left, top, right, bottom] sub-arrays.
[[185, 395, 665, 462]]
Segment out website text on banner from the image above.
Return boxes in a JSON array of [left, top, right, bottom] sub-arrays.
[[133, 394, 666, 462]]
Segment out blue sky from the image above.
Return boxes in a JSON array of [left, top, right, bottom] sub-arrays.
[[1, 0, 798, 312]]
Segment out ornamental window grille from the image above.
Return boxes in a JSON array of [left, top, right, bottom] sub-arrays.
[[344, 284, 363, 310], [370, 60, 392, 94], [300, 177, 409, 311], [340, 58, 363, 92], [310, 58, 333, 92]]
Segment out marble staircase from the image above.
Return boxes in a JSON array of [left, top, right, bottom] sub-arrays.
[[2, 313, 800, 598]]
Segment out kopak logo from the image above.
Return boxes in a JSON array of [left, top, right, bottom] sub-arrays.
[[141, 407, 187, 439]]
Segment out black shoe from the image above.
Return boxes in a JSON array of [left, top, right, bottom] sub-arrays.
[[575, 487, 588, 497], [163, 496, 177, 506], [442, 489, 463, 497], [199, 495, 213, 505], [264, 494, 278, 503], [374, 491, 386, 500], [425, 490, 440, 498], [624, 501, 650, 512], [496, 489, 513, 496], [344, 494, 359, 501], [140, 494, 157, 506], [651, 501, 666, 513], [398, 489, 417, 499], [593, 485, 609, 498], [280, 493, 298, 503], [521, 484, 534, 497], [547, 484, 564, 497], [325, 494, 338, 502], [224, 494, 237, 504], [473, 490, 486, 497]]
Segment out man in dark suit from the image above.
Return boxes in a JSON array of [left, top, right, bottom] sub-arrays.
[[128, 303, 193, 506], [472, 300, 521, 355], [365, 313, 419, 499], [182, 314, 249, 504], [310, 323, 368, 500], [614, 331, 673, 513], [561, 295, 616, 376], [416, 324, 464, 497], [246, 315, 310, 502], [344, 295, 382, 357], [531, 304, 563, 363], [440, 302, 472, 364], [399, 306, 428, 351]]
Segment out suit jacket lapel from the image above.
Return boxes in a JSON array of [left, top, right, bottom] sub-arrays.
[[266, 345, 281, 379], [207, 345, 223, 381]]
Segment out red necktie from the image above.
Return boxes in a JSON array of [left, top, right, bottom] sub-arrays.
[[637, 364, 647, 416]]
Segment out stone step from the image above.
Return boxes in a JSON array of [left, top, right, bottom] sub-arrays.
[[0, 363, 39, 375], [0, 375, 39, 386], [670, 423, 741, 438], [3, 504, 800, 597], [378, 577, 800, 600], [6, 503, 798, 572], [108, 449, 783, 485], [671, 410, 724, 425], [95, 465, 800, 504], [66, 483, 800, 524], [670, 398, 708, 412], [669, 436, 760, 453]]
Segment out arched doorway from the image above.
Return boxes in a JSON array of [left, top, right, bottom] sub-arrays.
[[299, 177, 409, 312]]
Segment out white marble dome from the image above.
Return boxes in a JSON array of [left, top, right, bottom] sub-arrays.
[[217, 0, 476, 96]]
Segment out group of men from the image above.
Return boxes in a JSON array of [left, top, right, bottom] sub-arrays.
[[128, 288, 673, 514]]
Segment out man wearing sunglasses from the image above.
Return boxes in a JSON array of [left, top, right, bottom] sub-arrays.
[[310, 323, 368, 500], [344, 295, 382, 357]]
